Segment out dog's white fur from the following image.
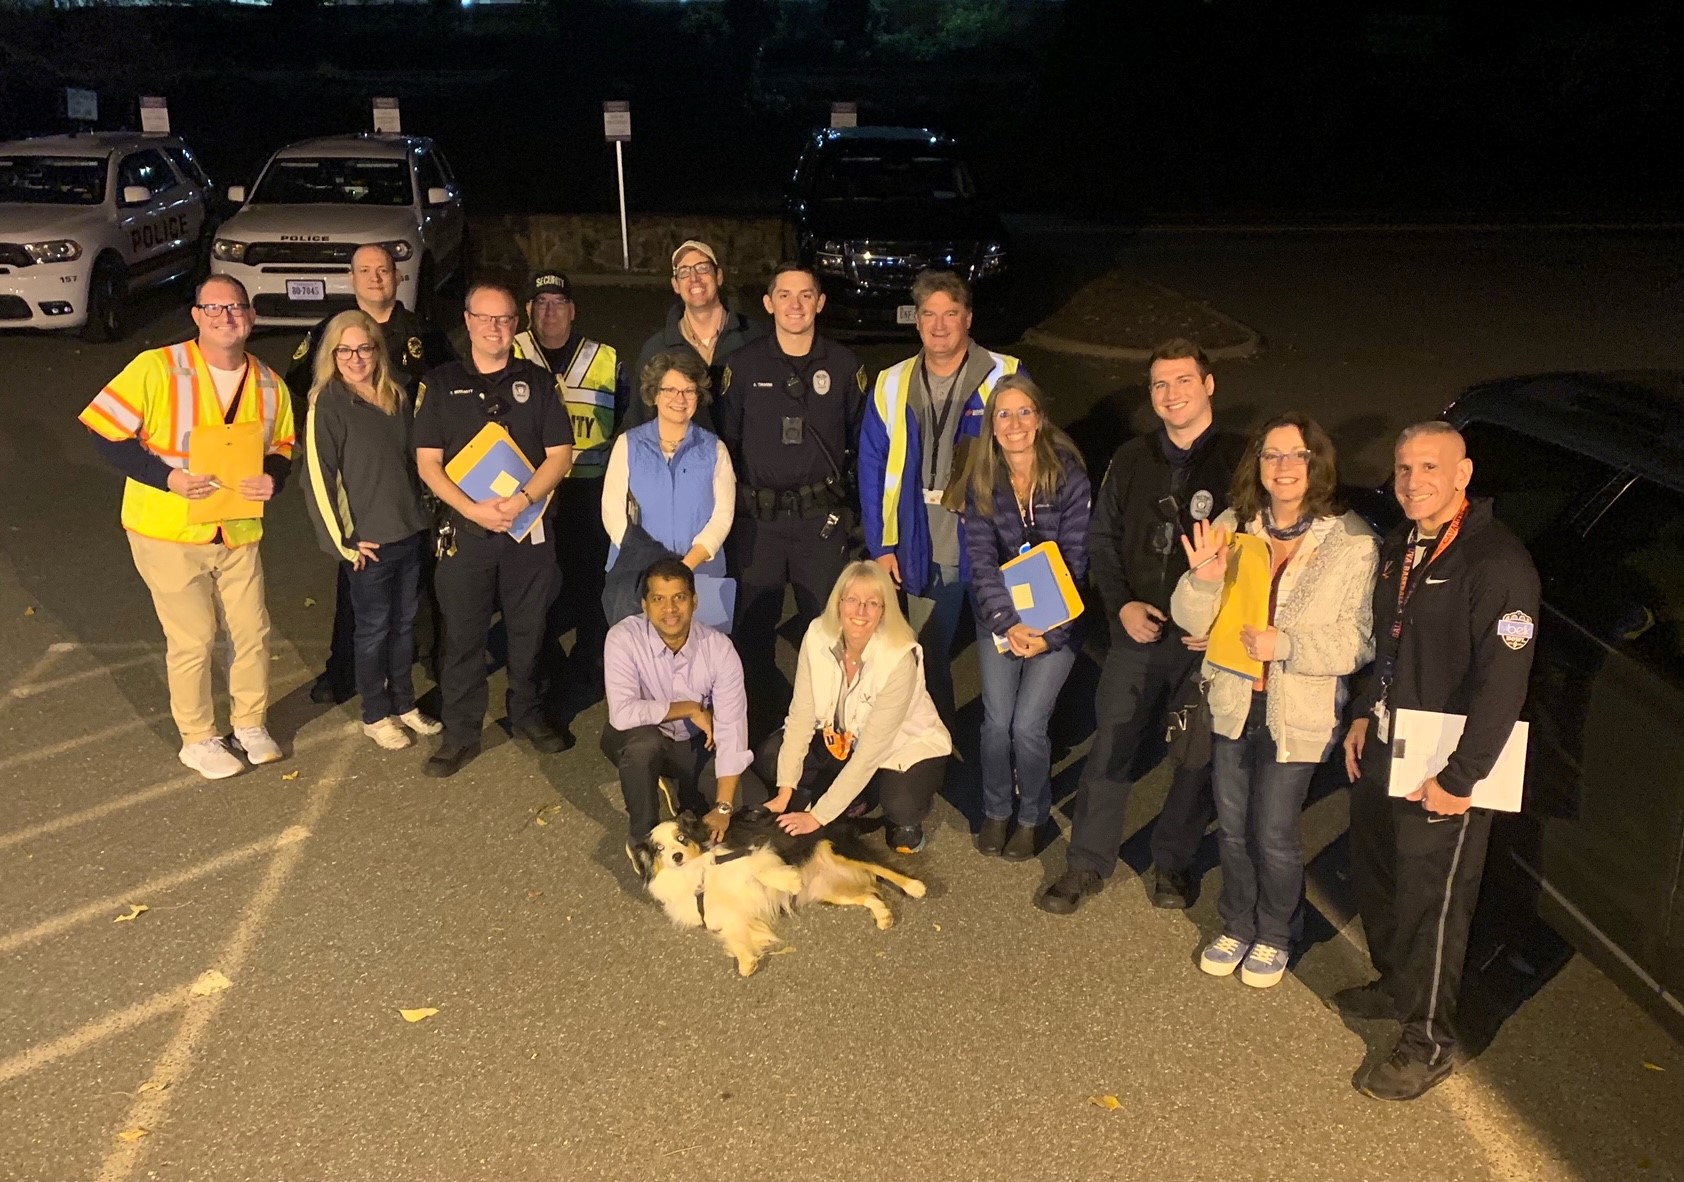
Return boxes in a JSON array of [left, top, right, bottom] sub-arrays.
[[642, 820, 927, 976]]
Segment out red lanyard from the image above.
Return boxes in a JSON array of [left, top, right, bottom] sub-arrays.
[[1390, 498, 1468, 641]]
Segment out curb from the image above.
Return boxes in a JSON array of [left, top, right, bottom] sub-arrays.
[[1020, 277, 1262, 362]]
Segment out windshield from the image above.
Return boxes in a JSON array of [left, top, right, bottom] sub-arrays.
[[816, 153, 975, 202], [0, 156, 107, 206], [250, 157, 413, 206]]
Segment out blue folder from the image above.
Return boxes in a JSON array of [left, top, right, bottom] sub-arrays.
[[444, 423, 552, 541], [695, 574, 737, 633], [999, 541, 1083, 633]]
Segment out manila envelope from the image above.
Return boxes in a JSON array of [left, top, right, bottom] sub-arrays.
[[1206, 532, 1272, 680], [187, 420, 265, 523]]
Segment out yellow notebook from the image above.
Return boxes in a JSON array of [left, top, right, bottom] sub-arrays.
[[187, 420, 265, 524], [1206, 533, 1271, 680]]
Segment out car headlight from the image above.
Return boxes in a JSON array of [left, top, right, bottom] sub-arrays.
[[816, 239, 847, 276], [212, 239, 248, 262], [974, 240, 1008, 278], [23, 239, 82, 264], [382, 239, 414, 262]]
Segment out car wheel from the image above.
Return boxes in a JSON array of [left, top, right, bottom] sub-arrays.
[[81, 257, 127, 343]]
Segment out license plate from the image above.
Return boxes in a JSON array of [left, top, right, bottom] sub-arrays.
[[895, 304, 916, 325], [286, 279, 326, 301]]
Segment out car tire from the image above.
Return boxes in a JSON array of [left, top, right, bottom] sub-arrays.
[[81, 257, 127, 344]]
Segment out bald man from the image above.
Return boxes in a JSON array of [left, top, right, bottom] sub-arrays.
[[1338, 422, 1540, 1101]]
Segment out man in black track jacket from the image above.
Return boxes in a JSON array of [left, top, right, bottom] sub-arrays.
[[1339, 420, 1541, 1101], [1037, 339, 1246, 916]]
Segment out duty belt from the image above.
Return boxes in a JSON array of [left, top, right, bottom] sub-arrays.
[[738, 479, 842, 521]]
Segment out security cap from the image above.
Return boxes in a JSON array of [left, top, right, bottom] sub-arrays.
[[528, 272, 573, 300]]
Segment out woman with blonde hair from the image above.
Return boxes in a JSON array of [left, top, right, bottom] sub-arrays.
[[757, 560, 952, 853], [946, 373, 1090, 860], [302, 309, 439, 750]]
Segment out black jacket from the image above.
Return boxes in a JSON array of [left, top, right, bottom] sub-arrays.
[[1351, 497, 1541, 797], [629, 302, 768, 435], [285, 302, 450, 431], [1088, 426, 1246, 648], [717, 332, 866, 493]]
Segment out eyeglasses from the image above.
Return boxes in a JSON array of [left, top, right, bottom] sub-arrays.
[[466, 311, 518, 329], [673, 261, 716, 280], [658, 385, 700, 401], [194, 302, 251, 318], [532, 296, 571, 311], [1260, 449, 1314, 467], [333, 344, 378, 361], [840, 595, 884, 614], [993, 406, 1039, 423]]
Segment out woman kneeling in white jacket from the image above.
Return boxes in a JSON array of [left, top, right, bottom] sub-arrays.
[[1172, 412, 1378, 989]]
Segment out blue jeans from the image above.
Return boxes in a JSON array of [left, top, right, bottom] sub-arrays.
[[1210, 692, 1316, 948], [905, 563, 966, 719], [344, 531, 425, 725], [977, 637, 1077, 826]]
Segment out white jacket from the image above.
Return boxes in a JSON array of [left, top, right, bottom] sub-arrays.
[[1171, 509, 1378, 764], [778, 620, 952, 824]]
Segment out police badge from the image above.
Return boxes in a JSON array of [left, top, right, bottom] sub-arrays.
[[1189, 490, 1215, 522], [407, 336, 423, 360], [813, 370, 832, 396], [512, 381, 531, 404], [292, 338, 310, 361]]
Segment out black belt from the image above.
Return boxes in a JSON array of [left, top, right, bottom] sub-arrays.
[[738, 480, 842, 520]]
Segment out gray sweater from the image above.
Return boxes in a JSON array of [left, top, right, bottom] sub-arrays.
[[303, 379, 428, 559]]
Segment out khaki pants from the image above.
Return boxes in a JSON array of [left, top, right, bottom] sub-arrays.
[[128, 533, 271, 744]]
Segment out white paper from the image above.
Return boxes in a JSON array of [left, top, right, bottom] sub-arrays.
[[1388, 708, 1528, 813]]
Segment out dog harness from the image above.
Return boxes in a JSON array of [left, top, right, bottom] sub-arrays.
[[693, 846, 754, 924]]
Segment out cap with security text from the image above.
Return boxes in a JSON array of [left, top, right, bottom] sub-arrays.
[[528, 272, 573, 300]]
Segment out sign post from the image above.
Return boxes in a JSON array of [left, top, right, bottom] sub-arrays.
[[603, 101, 632, 272], [829, 101, 858, 129], [139, 96, 170, 135], [372, 97, 401, 134], [65, 87, 98, 126]]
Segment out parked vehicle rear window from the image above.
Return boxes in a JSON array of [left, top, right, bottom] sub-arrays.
[[0, 156, 106, 205], [251, 158, 412, 207]]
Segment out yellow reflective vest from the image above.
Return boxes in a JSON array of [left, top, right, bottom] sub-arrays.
[[79, 341, 295, 546], [514, 331, 621, 479]]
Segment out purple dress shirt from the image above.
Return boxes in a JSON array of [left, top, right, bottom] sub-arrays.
[[603, 614, 752, 778]]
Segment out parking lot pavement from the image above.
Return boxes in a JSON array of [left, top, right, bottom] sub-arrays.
[[3, 230, 1682, 1182]]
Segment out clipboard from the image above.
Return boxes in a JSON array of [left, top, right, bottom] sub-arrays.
[[1389, 708, 1529, 813], [445, 422, 551, 542], [1206, 533, 1271, 679], [187, 420, 264, 523]]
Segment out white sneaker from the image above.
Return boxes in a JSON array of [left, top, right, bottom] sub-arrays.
[[232, 726, 283, 765], [396, 708, 443, 736], [363, 717, 414, 750], [179, 737, 244, 780]]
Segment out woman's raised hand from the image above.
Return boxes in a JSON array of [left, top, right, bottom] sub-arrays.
[[1180, 520, 1230, 582]]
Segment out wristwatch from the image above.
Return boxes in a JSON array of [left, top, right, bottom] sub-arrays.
[[711, 802, 733, 815]]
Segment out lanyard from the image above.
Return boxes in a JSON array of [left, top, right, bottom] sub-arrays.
[[920, 351, 967, 489], [219, 361, 251, 425], [1390, 498, 1469, 642]]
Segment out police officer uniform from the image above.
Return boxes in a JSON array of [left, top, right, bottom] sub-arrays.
[[717, 331, 865, 724], [288, 301, 451, 704], [413, 355, 571, 769]]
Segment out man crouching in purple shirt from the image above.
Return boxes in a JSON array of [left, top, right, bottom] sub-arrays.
[[602, 556, 770, 861]]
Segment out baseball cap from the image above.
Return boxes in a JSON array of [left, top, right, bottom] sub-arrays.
[[671, 240, 719, 270], [528, 272, 572, 300]]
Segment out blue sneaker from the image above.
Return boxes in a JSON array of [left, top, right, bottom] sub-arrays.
[[1199, 934, 1249, 977], [1240, 942, 1289, 988]]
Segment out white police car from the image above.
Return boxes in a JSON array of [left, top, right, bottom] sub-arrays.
[[211, 134, 467, 327], [0, 132, 215, 341]]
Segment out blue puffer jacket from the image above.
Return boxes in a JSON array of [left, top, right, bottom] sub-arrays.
[[963, 451, 1092, 653]]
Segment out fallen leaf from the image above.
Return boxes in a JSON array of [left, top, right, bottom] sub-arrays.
[[400, 1007, 439, 1023], [114, 904, 149, 923], [1088, 1094, 1122, 1111], [534, 804, 561, 827], [116, 1127, 148, 1142], [190, 970, 232, 996], [1642, 1061, 1665, 1072], [527, 890, 544, 901], [24, 606, 35, 616], [769, 946, 796, 956], [932, 923, 942, 932], [137, 1080, 168, 1095], [303, 596, 317, 607], [281, 770, 300, 781]]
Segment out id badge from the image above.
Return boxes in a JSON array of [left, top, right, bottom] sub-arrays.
[[781, 416, 804, 445], [1374, 699, 1391, 745], [922, 488, 945, 506]]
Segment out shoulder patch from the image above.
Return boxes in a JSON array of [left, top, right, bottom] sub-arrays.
[[292, 338, 310, 361], [855, 366, 867, 394], [407, 336, 423, 360], [1497, 609, 1535, 650], [720, 365, 733, 392]]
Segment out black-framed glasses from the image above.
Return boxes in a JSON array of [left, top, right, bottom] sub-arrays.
[[332, 344, 378, 361], [466, 311, 518, 328], [673, 261, 716, 280], [194, 302, 251, 318], [657, 385, 699, 401]]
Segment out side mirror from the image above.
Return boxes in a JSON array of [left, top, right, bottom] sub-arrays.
[[226, 184, 246, 204], [425, 186, 450, 207], [121, 184, 151, 206]]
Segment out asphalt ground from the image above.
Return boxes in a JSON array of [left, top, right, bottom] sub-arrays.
[[3, 226, 1683, 1182]]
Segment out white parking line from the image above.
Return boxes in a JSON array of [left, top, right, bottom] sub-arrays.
[[6, 655, 160, 700], [0, 826, 310, 956]]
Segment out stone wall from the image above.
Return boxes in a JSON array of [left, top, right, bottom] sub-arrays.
[[472, 215, 786, 280]]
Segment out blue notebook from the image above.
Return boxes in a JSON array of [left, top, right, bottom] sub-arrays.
[[998, 541, 1083, 639], [444, 423, 552, 541]]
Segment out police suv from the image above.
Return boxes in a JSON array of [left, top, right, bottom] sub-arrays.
[[0, 132, 215, 341], [211, 134, 467, 327]]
